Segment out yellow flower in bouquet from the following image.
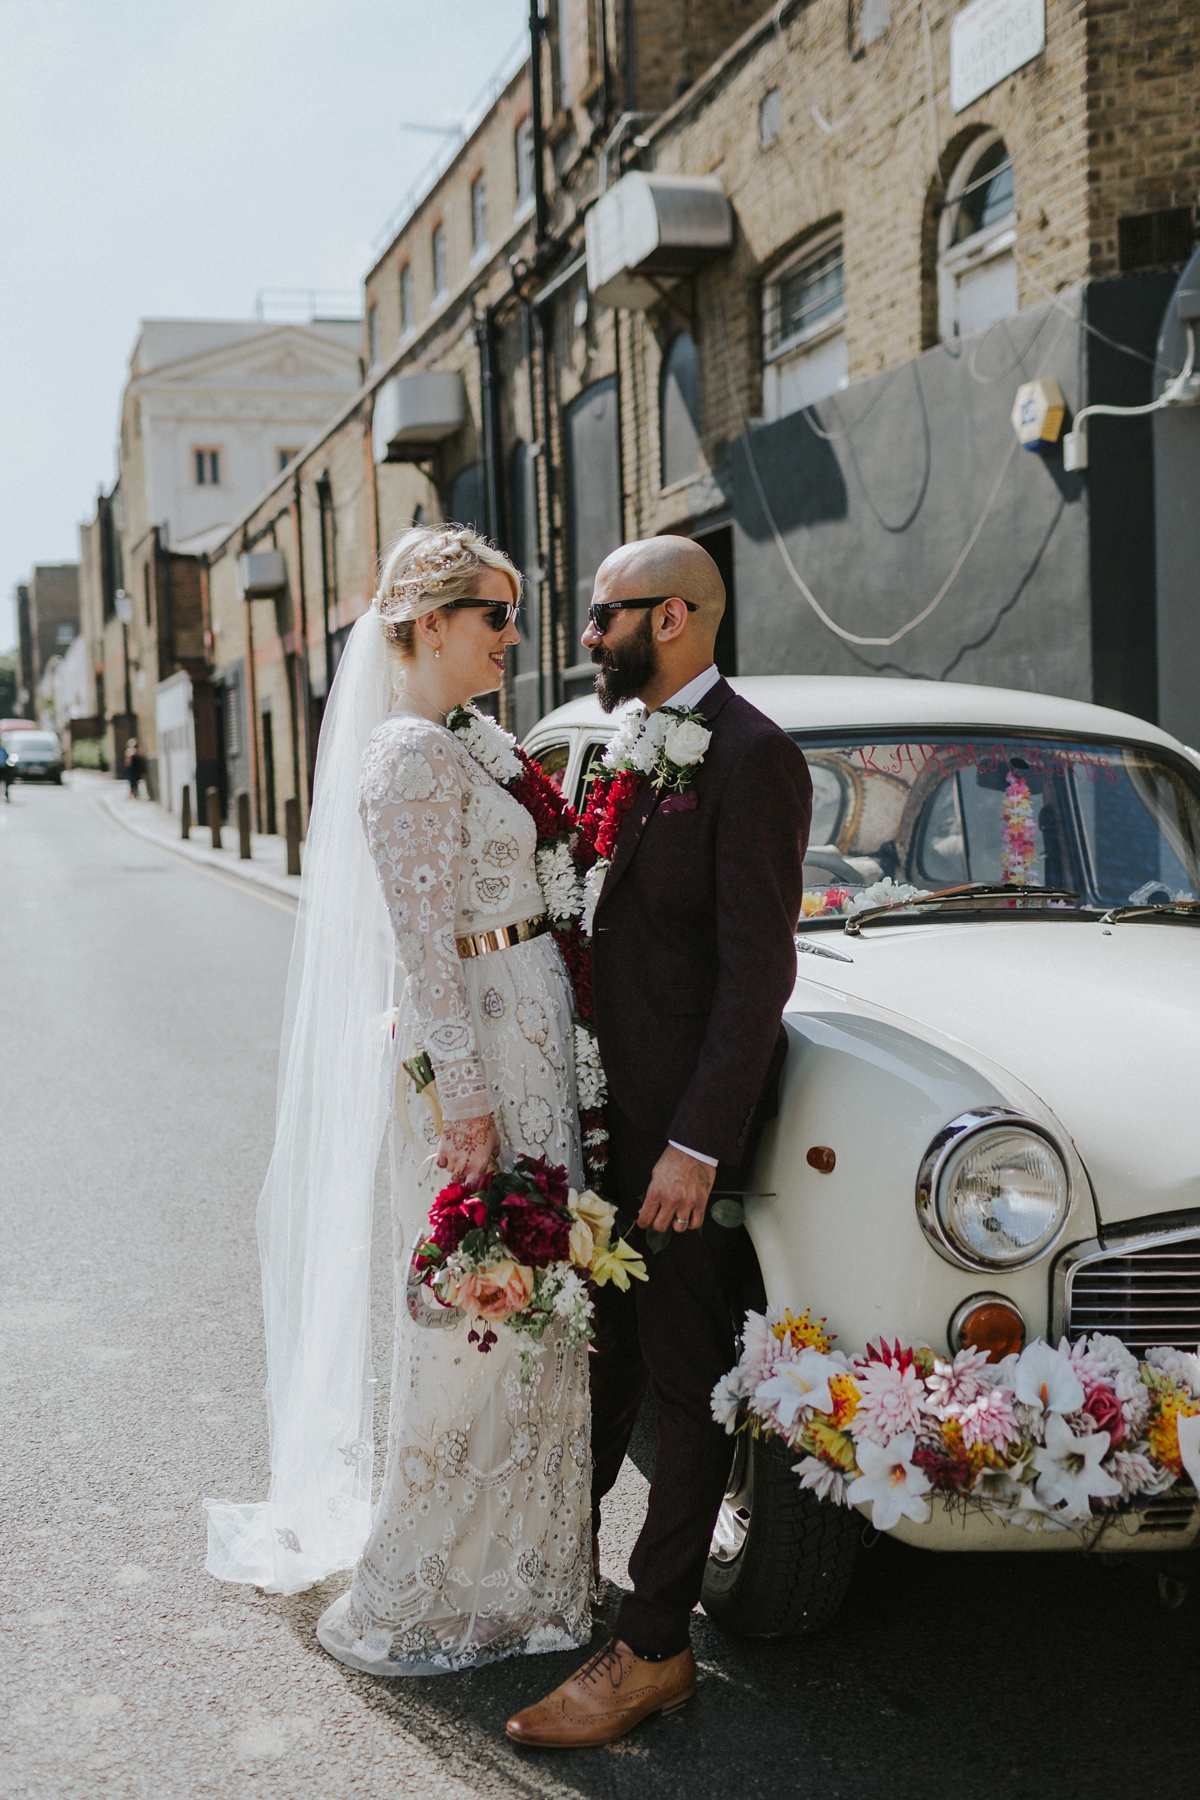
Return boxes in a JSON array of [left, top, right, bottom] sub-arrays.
[[1147, 1388, 1200, 1477], [804, 1419, 858, 1473], [590, 1240, 649, 1292], [567, 1188, 616, 1267], [772, 1309, 834, 1355]]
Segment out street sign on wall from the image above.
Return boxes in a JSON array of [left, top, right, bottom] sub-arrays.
[[950, 0, 1045, 114]]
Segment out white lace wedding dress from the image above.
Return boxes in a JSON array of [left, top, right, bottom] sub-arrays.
[[315, 707, 592, 1676]]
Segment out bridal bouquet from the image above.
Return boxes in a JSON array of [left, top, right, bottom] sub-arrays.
[[412, 1155, 646, 1369]]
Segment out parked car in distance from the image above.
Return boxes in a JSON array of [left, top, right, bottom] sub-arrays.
[[1, 729, 65, 783], [527, 675, 1200, 1630]]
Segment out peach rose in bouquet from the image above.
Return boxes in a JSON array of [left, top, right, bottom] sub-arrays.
[[443, 1258, 535, 1322]]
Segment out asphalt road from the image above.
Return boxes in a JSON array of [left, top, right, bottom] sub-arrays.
[[3, 777, 1199, 1800]]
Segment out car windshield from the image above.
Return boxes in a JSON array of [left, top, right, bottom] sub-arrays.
[[790, 733, 1200, 921], [8, 733, 59, 751]]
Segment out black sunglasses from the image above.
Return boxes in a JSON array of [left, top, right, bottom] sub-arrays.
[[586, 596, 699, 636], [446, 599, 520, 632]]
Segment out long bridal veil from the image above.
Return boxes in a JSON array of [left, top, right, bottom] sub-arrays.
[[205, 608, 396, 1594]]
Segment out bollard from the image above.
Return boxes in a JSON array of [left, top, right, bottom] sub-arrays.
[[237, 789, 251, 860], [206, 786, 222, 851], [180, 784, 191, 841], [285, 796, 302, 877]]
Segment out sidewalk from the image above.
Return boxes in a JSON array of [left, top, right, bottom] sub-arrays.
[[76, 770, 302, 904]]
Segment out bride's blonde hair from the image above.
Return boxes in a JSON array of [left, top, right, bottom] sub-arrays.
[[377, 522, 521, 657]]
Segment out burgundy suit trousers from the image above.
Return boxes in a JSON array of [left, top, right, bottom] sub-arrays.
[[589, 1101, 758, 1658]]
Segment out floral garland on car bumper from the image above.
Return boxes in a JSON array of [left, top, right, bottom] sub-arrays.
[[445, 703, 710, 1194], [711, 1308, 1200, 1534]]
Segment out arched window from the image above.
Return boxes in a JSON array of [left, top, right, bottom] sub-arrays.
[[660, 331, 701, 489], [938, 132, 1017, 340]]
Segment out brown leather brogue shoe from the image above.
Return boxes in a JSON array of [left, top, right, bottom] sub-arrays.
[[505, 1637, 695, 1748]]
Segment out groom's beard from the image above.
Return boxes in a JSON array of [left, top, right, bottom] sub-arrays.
[[592, 610, 659, 713]]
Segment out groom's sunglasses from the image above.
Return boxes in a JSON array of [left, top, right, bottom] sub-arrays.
[[446, 599, 520, 632], [586, 596, 698, 636]]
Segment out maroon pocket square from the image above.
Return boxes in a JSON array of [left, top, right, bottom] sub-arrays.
[[658, 790, 698, 813]]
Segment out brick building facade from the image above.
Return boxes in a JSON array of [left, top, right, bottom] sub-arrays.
[[148, 0, 1196, 840]]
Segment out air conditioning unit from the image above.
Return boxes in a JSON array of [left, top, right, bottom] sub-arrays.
[[237, 549, 288, 598], [585, 173, 733, 310], [373, 370, 467, 464]]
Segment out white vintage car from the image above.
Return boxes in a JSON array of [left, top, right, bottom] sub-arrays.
[[527, 675, 1200, 1632]]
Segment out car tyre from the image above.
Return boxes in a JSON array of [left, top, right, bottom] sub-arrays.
[[702, 1432, 859, 1638]]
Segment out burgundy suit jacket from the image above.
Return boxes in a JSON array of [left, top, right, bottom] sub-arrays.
[[590, 678, 812, 1168]]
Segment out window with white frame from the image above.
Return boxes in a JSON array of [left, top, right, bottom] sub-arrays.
[[399, 263, 413, 336], [431, 222, 448, 300], [515, 117, 535, 209], [194, 447, 221, 486], [470, 173, 488, 257], [761, 230, 848, 422], [938, 132, 1017, 341]]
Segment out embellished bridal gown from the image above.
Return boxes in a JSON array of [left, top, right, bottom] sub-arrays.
[[316, 707, 592, 1676]]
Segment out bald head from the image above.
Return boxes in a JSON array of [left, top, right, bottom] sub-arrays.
[[594, 535, 725, 646]]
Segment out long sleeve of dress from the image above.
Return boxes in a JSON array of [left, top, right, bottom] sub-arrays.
[[359, 720, 490, 1123]]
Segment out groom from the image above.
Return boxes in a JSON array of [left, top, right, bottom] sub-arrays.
[[507, 536, 812, 1747]]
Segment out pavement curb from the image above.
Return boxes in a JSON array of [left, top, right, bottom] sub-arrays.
[[79, 772, 302, 906]]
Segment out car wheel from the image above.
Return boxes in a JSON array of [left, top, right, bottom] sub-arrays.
[[701, 1432, 860, 1638]]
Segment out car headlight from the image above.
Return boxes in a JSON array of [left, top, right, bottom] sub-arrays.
[[916, 1110, 1071, 1271]]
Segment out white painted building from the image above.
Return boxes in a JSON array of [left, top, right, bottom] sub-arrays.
[[117, 318, 363, 553]]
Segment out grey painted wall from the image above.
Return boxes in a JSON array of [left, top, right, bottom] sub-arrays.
[[728, 279, 1173, 724]]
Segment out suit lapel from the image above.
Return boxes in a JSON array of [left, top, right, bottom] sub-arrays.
[[595, 677, 735, 911]]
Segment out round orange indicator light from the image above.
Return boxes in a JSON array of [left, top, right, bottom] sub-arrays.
[[806, 1146, 836, 1174], [950, 1295, 1026, 1362]]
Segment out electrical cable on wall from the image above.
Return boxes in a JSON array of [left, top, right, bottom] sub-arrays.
[[715, 297, 1068, 650]]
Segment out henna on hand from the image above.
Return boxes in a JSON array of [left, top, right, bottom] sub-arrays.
[[438, 1114, 500, 1187]]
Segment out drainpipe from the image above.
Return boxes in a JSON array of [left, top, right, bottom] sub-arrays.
[[533, 298, 563, 707], [475, 304, 506, 547], [522, 300, 546, 720], [529, 0, 549, 245], [291, 471, 313, 817]]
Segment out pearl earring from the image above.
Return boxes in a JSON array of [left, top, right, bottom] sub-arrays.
[[434, 647, 441, 659]]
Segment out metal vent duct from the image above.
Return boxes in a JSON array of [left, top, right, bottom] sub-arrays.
[[585, 173, 733, 311], [373, 370, 467, 464]]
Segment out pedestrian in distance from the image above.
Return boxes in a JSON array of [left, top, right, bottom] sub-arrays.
[[0, 739, 12, 802], [123, 738, 145, 799]]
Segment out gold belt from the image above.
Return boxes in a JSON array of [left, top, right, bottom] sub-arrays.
[[456, 914, 549, 960]]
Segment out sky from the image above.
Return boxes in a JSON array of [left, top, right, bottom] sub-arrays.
[[0, 0, 528, 652]]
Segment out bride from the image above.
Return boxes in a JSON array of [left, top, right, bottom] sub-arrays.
[[206, 525, 592, 1675]]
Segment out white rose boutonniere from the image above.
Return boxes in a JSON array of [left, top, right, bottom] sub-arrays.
[[603, 703, 712, 794], [663, 716, 711, 769]]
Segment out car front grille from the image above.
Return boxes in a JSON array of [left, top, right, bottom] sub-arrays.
[[1138, 1487, 1198, 1534], [1062, 1227, 1200, 1353]]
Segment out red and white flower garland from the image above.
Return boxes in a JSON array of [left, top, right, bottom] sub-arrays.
[[444, 701, 710, 1191]]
